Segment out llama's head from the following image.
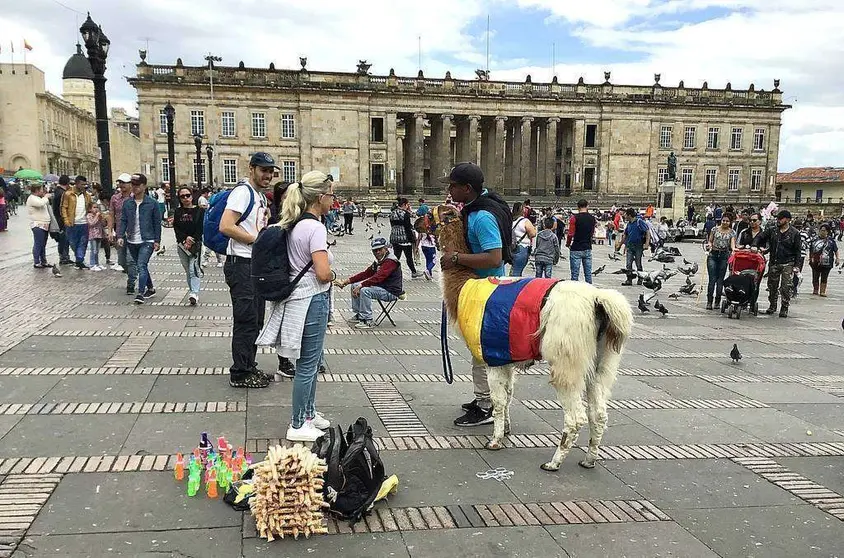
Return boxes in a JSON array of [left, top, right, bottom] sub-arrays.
[[435, 205, 469, 254]]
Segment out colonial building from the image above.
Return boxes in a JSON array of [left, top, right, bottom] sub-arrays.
[[129, 57, 787, 200], [0, 45, 140, 181], [777, 168, 844, 204]]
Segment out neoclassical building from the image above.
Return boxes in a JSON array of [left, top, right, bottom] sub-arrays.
[[129, 57, 787, 200]]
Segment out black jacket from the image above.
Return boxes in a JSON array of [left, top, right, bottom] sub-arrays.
[[461, 190, 513, 264], [754, 225, 802, 265], [173, 206, 205, 254], [52, 185, 67, 229]]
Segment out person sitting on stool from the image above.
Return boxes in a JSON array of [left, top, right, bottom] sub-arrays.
[[335, 237, 403, 329]]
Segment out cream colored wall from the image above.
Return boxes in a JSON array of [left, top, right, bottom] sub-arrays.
[[0, 64, 44, 172], [110, 122, 141, 178], [780, 182, 844, 202]]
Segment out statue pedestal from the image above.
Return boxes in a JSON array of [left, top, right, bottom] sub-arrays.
[[656, 181, 685, 223]]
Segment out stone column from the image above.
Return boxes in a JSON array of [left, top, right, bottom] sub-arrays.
[[572, 119, 585, 192], [529, 120, 539, 190], [479, 118, 493, 180], [537, 119, 548, 194], [402, 112, 425, 193], [386, 112, 398, 192], [515, 116, 533, 193], [504, 120, 516, 192], [491, 116, 507, 189], [545, 117, 560, 195], [431, 114, 453, 184], [466, 115, 480, 164]]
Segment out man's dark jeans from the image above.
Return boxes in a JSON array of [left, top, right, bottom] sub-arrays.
[[224, 256, 265, 381]]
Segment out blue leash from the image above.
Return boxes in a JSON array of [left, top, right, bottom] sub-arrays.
[[440, 301, 454, 384]]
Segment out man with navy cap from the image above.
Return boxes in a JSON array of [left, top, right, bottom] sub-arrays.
[[336, 237, 403, 329], [754, 209, 802, 317]]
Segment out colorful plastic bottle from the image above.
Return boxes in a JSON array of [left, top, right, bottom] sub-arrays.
[[187, 457, 201, 497], [199, 432, 214, 462], [206, 469, 218, 498], [174, 453, 185, 481]]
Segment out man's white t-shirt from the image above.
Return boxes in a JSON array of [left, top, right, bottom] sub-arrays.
[[74, 193, 87, 225], [128, 200, 144, 244], [225, 183, 267, 258]]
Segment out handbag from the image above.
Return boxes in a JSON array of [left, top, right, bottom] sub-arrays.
[[510, 218, 528, 253]]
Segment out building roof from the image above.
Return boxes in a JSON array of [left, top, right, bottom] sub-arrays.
[[62, 44, 94, 80], [778, 167, 844, 184]]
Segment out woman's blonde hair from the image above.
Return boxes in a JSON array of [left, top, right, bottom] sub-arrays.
[[278, 170, 332, 229]]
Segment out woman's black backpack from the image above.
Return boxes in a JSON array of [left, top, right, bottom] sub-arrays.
[[250, 214, 317, 301], [311, 417, 385, 524]]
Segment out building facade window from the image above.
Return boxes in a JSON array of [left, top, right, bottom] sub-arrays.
[[750, 169, 763, 192], [705, 169, 717, 191], [193, 160, 206, 184], [583, 167, 595, 190], [222, 158, 238, 184], [221, 111, 236, 137], [371, 163, 385, 187], [659, 126, 673, 149], [683, 126, 696, 149], [251, 112, 266, 138], [730, 127, 743, 150], [371, 118, 385, 142], [161, 157, 170, 182], [707, 127, 720, 149], [585, 124, 597, 148], [190, 110, 205, 137], [728, 169, 741, 191], [753, 128, 765, 151], [159, 109, 167, 135], [282, 160, 297, 182], [281, 114, 296, 139], [657, 167, 669, 185], [681, 168, 694, 191]]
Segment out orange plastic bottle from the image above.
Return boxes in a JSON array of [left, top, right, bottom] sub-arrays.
[[174, 453, 185, 481], [206, 469, 218, 498]]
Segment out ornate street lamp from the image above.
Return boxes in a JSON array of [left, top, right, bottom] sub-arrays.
[[193, 134, 203, 190], [79, 13, 113, 197], [164, 102, 177, 209], [206, 145, 214, 188]]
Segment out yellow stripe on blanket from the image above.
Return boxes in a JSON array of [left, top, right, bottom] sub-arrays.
[[456, 277, 498, 362]]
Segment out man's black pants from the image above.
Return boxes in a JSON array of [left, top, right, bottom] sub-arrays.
[[343, 213, 354, 234], [224, 256, 265, 380]]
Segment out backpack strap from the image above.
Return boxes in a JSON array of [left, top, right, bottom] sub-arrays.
[[234, 184, 256, 226]]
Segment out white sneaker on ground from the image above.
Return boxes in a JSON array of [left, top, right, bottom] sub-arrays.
[[216, 262, 224, 268], [91, 265, 103, 271], [286, 421, 325, 442], [111, 264, 124, 272], [310, 412, 330, 430], [188, 293, 198, 306]]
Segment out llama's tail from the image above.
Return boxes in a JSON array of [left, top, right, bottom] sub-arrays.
[[593, 288, 634, 354]]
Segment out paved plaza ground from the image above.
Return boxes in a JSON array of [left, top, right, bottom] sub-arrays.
[[0, 211, 842, 557]]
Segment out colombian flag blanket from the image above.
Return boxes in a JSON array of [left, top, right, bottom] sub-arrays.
[[456, 277, 560, 366]]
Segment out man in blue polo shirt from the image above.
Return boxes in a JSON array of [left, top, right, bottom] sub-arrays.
[[438, 162, 511, 426], [618, 207, 650, 286]]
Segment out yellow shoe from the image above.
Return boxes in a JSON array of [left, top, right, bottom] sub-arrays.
[[374, 474, 399, 502]]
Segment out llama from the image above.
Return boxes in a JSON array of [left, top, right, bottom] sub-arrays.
[[436, 205, 634, 471]]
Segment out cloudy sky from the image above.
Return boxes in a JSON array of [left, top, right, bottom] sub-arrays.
[[2, 0, 842, 171]]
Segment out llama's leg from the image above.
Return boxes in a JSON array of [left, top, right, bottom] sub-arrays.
[[541, 388, 586, 471], [504, 366, 517, 435], [485, 366, 511, 450], [580, 347, 621, 469]]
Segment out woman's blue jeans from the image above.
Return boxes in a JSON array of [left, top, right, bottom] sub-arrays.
[[510, 245, 529, 276], [707, 251, 729, 301], [291, 291, 330, 428], [178, 246, 201, 295]]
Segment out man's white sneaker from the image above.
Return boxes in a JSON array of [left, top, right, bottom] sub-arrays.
[[188, 293, 198, 306], [286, 422, 325, 442], [310, 412, 330, 430], [111, 264, 124, 272]]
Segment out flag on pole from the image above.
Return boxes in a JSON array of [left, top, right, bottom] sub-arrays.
[[24, 40, 32, 51]]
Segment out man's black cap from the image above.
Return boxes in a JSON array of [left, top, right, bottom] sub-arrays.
[[249, 152, 280, 169], [776, 209, 792, 219], [438, 162, 484, 190]]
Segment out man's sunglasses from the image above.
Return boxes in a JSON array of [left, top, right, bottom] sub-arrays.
[[179, 193, 192, 198]]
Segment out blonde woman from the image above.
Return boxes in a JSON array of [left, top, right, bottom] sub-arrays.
[[257, 171, 336, 442]]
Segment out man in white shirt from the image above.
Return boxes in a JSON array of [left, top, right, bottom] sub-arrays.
[[219, 152, 274, 388]]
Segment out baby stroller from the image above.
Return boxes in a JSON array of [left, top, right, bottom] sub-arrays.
[[721, 250, 766, 318]]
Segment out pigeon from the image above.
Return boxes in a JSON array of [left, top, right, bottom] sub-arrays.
[[683, 258, 693, 265], [156, 245, 166, 256], [637, 295, 650, 313], [654, 299, 668, 316], [730, 344, 742, 364], [51, 264, 62, 278], [612, 268, 629, 275], [668, 293, 680, 300], [327, 239, 337, 248], [685, 276, 693, 286], [593, 264, 606, 276], [608, 252, 621, 261]]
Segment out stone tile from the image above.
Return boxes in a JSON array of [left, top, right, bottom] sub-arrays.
[[673, 505, 844, 558], [0, 416, 23, 440], [247, 406, 382, 440], [29, 472, 242, 534], [147, 376, 246, 403], [604, 459, 800, 510], [773, 403, 844, 428], [138, 349, 232, 368], [322, 354, 409, 376], [478, 447, 641, 503], [41, 376, 156, 403], [147, 337, 228, 353], [719, 382, 841, 404], [639, 376, 746, 400], [549, 521, 720, 558], [0, 350, 114, 368], [380, 449, 518, 506], [0, 376, 61, 403], [403, 526, 565, 558], [411, 403, 557, 436], [397, 355, 473, 375], [9, 335, 126, 352], [20, 527, 243, 557], [122, 412, 245, 456], [612, 376, 673, 400], [703, 408, 844, 443], [777, 457, 844, 494], [247, 382, 371, 408], [628, 409, 763, 444], [45, 318, 128, 331], [0, 414, 137, 457], [118, 318, 189, 332], [395, 382, 475, 407], [243, 531, 409, 557]]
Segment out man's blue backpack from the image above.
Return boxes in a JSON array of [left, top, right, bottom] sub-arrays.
[[203, 185, 254, 254]]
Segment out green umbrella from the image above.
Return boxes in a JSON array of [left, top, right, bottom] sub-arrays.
[[14, 168, 42, 180]]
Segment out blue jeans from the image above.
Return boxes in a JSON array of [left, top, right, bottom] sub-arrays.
[[292, 291, 330, 428], [625, 244, 644, 277], [510, 245, 529, 276], [66, 224, 89, 264], [178, 246, 201, 295], [31, 227, 48, 265], [707, 250, 730, 301], [351, 284, 398, 321], [127, 242, 154, 293], [535, 261, 553, 278], [570, 249, 593, 283], [88, 239, 101, 267], [421, 246, 436, 274]]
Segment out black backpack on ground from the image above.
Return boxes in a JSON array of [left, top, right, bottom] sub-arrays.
[[250, 213, 318, 302], [311, 417, 385, 524]]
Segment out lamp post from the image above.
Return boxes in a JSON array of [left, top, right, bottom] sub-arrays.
[[79, 13, 113, 197], [193, 134, 203, 190], [164, 102, 177, 210], [206, 145, 214, 188]]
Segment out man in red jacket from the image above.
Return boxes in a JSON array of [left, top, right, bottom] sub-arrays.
[[336, 237, 404, 329]]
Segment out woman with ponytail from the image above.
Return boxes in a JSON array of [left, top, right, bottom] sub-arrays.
[[258, 171, 336, 442]]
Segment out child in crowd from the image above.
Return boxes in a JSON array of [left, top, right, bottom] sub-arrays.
[[86, 202, 105, 271], [534, 216, 561, 278], [420, 227, 437, 280]]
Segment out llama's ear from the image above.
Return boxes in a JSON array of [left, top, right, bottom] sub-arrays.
[[436, 205, 458, 223]]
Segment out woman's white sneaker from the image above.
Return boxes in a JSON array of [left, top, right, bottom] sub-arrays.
[[286, 422, 324, 442], [310, 412, 330, 430]]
